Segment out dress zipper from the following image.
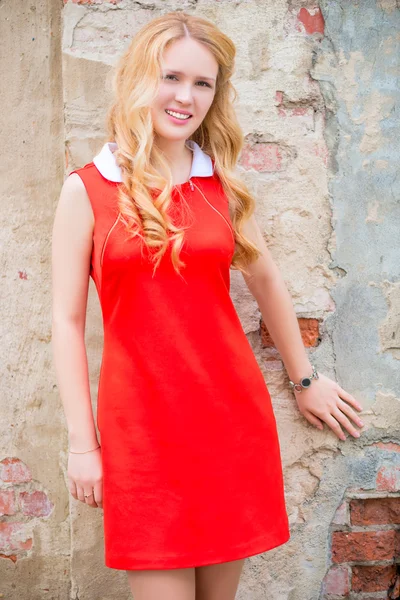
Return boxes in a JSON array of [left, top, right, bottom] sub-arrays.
[[189, 179, 194, 191]]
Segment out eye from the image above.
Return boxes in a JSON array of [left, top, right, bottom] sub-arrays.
[[163, 74, 212, 88]]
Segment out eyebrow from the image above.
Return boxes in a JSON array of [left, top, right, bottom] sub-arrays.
[[164, 69, 216, 82]]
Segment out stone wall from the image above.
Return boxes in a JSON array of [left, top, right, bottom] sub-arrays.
[[0, 0, 70, 598], [0, 1, 398, 598]]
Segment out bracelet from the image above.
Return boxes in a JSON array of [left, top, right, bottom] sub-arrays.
[[289, 364, 319, 393], [69, 444, 100, 454]]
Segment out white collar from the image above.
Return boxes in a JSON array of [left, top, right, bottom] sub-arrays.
[[93, 139, 214, 183]]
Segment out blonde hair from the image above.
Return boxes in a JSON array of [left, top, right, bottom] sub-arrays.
[[106, 11, 261, 276]]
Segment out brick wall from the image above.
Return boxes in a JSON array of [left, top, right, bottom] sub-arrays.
[[0, 458, 53, 563], [1, 0, 398, 598], [322, 465, 400, 599]]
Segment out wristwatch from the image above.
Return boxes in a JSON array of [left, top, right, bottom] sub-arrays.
[[289, 364, 319, 393]]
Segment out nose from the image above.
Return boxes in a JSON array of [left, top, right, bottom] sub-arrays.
[[174, 82, 194, 105]]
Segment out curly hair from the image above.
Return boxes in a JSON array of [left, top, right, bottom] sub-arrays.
[[105, 11, 261, 276]]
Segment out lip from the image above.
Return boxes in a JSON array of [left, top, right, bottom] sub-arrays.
[[165, 108, 193, 116]]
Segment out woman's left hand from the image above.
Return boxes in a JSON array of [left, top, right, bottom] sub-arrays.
[[293, 372, 364, 441]]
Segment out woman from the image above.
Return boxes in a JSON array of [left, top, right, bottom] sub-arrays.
[[51, 11, 364, 600]]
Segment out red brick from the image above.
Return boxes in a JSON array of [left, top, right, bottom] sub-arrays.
[[352, 565, 397, 592], [376, 466, 400, 492], [263, 357, 283, 370], [322, 565, 350, 596], [293, 107, 309, 116], [390, 573, 400, 597], [0, 523, 32, 552], [0, 553, 18, 563], [274, 91, 317, 125], [372, 442, 400, 453], [278, 107, 315, 122], [261, 318, 320, 348], [0, 458, 32, 483], [298, 318, 320, 346], [331, 530, 400, 563], [357, 596, 395, 600], [297, 7, 325, 35], [260, 321, 275, 347], [239, 143, 284, 173], [19, 490, 53, 517], [333, 501, 349, 526], [0, 490, 16, 516], [350, 498, 400, 526]]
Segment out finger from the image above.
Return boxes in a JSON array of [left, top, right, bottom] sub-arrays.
[[93, 481, 103, 509], [336, 385, 363, 411], [76, 485, 85, 503], [68, 479, 78, 500], [332, 407, 361, 439], [84, 489, 97, 508], [303, 411, 324, 431], [324, 414, 346, 441], [337, 398, 364, 428]]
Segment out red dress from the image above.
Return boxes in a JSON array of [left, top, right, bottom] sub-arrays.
[[70, 142, 290, 570]]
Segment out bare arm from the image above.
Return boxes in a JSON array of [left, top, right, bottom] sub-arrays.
[[240, 213, 312, 382], [240, 213, 364, 441], [51, 173, 98, 452]]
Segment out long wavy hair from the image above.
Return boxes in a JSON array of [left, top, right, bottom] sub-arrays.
[[105, 11, 261, 276]]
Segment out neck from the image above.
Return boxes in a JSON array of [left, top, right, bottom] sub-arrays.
[[154, 137, 192, 168]]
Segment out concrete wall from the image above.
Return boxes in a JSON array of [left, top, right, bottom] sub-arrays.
[[0, 0, 70, 598], [0, 1, 399, 598]]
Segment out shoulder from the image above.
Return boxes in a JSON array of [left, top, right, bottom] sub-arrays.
[[62, 161, 105, 206], [67, 162, 98, 184], [57, 171, 94, 225], [64, 170, 88, 190], [61, 170, 90, 202]]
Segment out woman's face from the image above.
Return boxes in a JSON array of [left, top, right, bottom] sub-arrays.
[[151, 37, 218, 143]]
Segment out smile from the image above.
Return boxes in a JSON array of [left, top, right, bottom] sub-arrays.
[[165, 109, 192, 120]]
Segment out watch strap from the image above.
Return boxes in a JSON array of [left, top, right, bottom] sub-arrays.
[[289, 364, 319, 393]]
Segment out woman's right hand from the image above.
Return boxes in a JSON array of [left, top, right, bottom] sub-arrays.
[[67, 447, 103, 509]]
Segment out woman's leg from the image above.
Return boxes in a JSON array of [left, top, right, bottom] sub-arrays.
[[195, 558, 246, 600], [126, 567, 196, 600]]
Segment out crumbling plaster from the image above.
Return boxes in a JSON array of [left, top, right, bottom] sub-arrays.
[[0, 1, 398, 598]]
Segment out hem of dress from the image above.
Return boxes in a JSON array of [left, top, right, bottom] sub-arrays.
[[104, 527, 291, 571]]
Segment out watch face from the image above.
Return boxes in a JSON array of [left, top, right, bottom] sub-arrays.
[[301, 377, 312, 387]]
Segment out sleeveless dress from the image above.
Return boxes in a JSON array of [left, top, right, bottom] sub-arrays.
[[70, 140, 290, 570]]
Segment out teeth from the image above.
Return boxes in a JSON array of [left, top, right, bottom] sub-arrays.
[[166, 109, 191, 120]]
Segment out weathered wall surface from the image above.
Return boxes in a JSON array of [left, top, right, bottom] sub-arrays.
[[0, 0, 70, 598], [1, 1, 399, 598]]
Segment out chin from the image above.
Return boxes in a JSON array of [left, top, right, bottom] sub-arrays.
[[154, 129, 190, 141]]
